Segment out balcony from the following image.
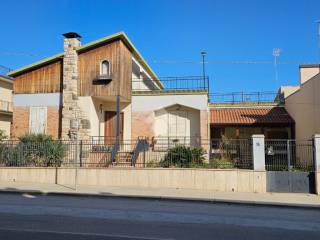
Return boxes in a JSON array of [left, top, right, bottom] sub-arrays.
[[209, 91, 283, 106], [0, 100, 13, 113], [132, 76, 209, 94]]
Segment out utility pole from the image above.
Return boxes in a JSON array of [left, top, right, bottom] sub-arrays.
[[316, 20, 320, 63]]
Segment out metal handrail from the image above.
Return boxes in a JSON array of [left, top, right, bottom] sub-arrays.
[[209, 91, 282, 104], [132, 76, 209, 92]]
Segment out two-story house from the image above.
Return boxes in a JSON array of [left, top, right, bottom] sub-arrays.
[[8, 32, 209, 144], [0, 75, 13, 138]]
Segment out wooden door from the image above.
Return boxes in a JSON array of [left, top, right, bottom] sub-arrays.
[[104, 111, 124, 144]]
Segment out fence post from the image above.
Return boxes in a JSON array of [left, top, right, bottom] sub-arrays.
[[252, 135, 265, 171], [313, 134, 320, 194], [79, 140, 83, 167]]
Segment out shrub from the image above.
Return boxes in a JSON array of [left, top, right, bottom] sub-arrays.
[[160, 145, 206, 168], [0, 129, 7, 141], [0, 143, 23, 166], [212, 157, 235, 169], [17, 134, 66, 167]]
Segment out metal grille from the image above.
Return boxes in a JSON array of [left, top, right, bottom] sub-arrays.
[[210, 139, 253, 169], [0, 138, 252, 169], [265, 140, 314, 171]]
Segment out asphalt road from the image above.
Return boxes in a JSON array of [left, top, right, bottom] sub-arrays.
[[0, 193, 319, 239]]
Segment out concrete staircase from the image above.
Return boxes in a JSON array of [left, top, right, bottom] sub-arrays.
[[112, 151, 134, 167]]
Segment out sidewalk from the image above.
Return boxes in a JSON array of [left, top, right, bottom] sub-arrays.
[[0, 182, 319, 208]]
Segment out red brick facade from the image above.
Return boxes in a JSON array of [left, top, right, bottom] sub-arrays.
[[11, 106, 60, 139], [131, 111, 155, 140]]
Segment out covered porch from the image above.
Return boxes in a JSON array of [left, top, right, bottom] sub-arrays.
[[210, 107, 295, 140]]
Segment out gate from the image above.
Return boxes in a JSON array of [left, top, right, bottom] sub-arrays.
[[265, 140, 315, 193]]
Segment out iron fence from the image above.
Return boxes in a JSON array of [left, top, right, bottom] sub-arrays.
[[132, 76, 209, 92], [0, 138, 254, 169], [265, 139, 314, 171], [209, 91, 282, 104], [210, 139, 253, 169]]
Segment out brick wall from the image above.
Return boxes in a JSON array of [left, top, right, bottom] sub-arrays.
[[47, 106, 61, 139], [11, 106, 61, 139], [11, 106, 29, 139], [131, 111, 155, 139], [200, 110, 209, 140]]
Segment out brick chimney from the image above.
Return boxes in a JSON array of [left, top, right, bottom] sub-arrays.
[[61, 32, 90, 140]]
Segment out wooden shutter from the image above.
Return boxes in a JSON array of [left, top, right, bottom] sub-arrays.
[[168, 111, 190, 137], [29, 107, 47, 134]]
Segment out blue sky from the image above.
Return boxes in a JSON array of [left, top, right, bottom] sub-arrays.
[[1, 0, 319, 92]]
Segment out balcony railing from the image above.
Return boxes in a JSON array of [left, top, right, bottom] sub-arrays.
[[209, 91, 283, 105], [132, 76, 209, 93], [0, 100, 13, 113]]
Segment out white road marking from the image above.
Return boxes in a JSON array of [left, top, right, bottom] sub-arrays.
[[0, 227, 173, 240]]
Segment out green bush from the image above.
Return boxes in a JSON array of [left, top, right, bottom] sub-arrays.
[[160, 145, 206, 168], [0, 134, 66, 167], [212, 157, 235, 169], [18, 134, 66, 167], [0, 129, 7, 141]]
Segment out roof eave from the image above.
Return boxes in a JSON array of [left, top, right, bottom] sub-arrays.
[[8, 32, 163, 89], [8, 52, 64, 77]]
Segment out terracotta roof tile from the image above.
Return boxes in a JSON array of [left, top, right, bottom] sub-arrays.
[[210, 107, 294, 125]]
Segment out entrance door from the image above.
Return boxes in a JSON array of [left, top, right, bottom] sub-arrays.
[[104, 111, 124, 144]]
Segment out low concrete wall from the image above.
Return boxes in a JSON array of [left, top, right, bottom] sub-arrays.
[[0, 168, 266, 193]]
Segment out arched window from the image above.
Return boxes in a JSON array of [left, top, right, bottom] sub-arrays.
[[100, 60, 110, 75]]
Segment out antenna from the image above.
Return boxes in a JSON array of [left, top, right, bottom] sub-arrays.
[[273, 48, 281, 86], [316, 20, 320, 63]]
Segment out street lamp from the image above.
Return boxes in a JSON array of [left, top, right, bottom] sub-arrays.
[[201, 51, 207, 79]]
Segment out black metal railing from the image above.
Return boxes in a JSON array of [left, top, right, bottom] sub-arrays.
[[265, 139, 314, 171], [132, 76, 209, 92], [209, 91, 282, 104], [0, 137, 253, 169], [210, 139, 253, 169]]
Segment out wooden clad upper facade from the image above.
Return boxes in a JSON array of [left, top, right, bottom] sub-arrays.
[[9, 32, 159, 101], [78, 39, 132, 100], [13, 60, 62, 94]]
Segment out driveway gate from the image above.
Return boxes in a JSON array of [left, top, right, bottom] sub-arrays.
[[265, 140, 315, 193]]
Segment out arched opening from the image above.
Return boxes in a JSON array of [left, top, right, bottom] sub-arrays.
[[100, 60, 110, 75]]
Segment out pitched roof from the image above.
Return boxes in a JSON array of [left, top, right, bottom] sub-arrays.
[[210, 107, 294, 125], [8, 32, 163, 89]]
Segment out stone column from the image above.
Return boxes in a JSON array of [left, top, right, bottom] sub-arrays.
[[61, 32, 90, 140], [252, 134, 265, 171], [314, 134, 320, 194]]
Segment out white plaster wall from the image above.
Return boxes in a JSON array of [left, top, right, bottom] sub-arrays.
[[285, 74, 320, 139], [300, 67, 320, 84], [0, 81, 12, 102], [132, 94, 208, 112], [0, 115, 11, 137], [83, 99, 132, 140], [78, 96, 100, 137], [14, 93, 61, 107], [132, 57, 160, 91]]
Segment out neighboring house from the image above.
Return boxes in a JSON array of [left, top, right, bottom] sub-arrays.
[[8, 32, 209, 142], [209, 93, 295, 139], [0, 75, 13, 138], [282, 64, 320, 140]]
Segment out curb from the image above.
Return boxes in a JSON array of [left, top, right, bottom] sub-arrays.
[[0, 188, 319, 210]]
